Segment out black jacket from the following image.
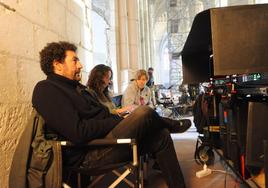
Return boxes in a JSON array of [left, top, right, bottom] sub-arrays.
[[10, 109, 62, 188], [32, 74, 123, 165]]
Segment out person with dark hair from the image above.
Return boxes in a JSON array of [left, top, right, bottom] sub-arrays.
[[32, 41, 189, 188], [87, 64, 133, 116], [39, 41, 78, 77], [146, 67, 154, 87], [87, 65, 191, 132]]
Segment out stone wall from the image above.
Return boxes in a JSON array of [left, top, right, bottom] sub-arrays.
[[0, 0, 92, 187]]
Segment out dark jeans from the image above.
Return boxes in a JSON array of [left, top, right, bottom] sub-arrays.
[[81, 106, 186, 188]]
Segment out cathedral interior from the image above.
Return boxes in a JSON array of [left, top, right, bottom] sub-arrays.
[[1, 0, 268, 187]]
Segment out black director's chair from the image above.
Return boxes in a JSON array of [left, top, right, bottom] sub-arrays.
[[9, 109, 144, 188]]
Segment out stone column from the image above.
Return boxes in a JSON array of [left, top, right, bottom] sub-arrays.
[[115, 0, 130, 92], [138, 0, 146, 69], [115, 0, 141, 93], [147, 0, 154, 69], [127, 0, 140, 71], [138, 0, 153, 69], [143, 0, 153, 69]]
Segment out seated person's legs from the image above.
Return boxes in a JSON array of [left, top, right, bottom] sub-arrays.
[[79, 106, 186, 187], [105, 106, 186, 188], [107, 106, 191, 140], [81, 145, 131, 169]]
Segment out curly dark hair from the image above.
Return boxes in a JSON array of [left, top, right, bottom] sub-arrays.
[[39, 41, 77, 75], [87, 64, 113, 102]]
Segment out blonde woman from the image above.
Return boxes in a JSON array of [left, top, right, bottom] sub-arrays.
[[122, 69, 154, 110]]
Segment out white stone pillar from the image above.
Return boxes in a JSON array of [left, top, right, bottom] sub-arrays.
[[138, 0, 153, 69], [127, 0, 140, 71], [115, 0, 130, 93], [115, 0, 141, 93]]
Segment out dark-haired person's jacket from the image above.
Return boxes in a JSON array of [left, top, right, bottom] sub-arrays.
[[9, 109, 62, 188], [32, 73, 123, 167]]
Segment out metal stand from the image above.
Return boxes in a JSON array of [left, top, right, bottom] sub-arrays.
[[213, 149, 251, 188]]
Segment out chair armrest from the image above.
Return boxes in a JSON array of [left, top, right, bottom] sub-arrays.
[[59, 138, 139, 167], [60, 138, 136, 146]]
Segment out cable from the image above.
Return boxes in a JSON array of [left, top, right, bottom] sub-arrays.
[[210, 168, 238, 187], [219, 165, 245, 185], [224, 169, 227, 188], [211, 169, 228, 174]]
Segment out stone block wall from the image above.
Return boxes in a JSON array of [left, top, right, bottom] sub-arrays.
[[0, 0, 92, 187]]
